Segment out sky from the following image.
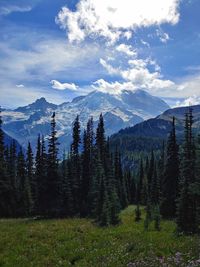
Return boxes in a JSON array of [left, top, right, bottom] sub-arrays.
[[0, 0, 200, 108]]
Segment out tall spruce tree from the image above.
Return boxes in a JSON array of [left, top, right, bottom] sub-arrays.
[[114, 149, 128, 209], [17, 148, 32, 217], [71, 115, 81, 215], [26, 142, 35, 215], [161, 117, 179, 219], [47, 112, 60, 217], [177, 109, 197, 234], [81, 117, 94, 216], [0, 109, 11, 217]]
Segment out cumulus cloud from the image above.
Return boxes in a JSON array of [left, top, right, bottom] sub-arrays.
[[116, 44, 137, 57], [56, 0, 180, 44], [99, 57, 175, 92], [93, 79, 136, 94], [50, 80, 78, 91]]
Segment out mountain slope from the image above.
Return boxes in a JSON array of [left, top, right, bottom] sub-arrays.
[[3, 131, 22, 152], [2, 89, 169, 152], [110, 105, 200, 156]]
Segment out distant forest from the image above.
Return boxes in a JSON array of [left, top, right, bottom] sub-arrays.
[[0, 108, 199, 234]]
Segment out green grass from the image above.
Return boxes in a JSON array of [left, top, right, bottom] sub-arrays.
[[0, 206, 199, 267]]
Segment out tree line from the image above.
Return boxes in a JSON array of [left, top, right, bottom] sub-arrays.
[[135, 108, 200, 234], [0, 108, 200, 233], [0, 111, 136, 226]]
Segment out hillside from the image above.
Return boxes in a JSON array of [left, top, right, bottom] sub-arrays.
[[0, 206, 199, 267], [2, 90, 169, 152], [111, 105, 200, 149], [110, 105, 200, 168]]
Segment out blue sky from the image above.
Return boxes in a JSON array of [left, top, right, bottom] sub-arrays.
[[0, 0, 200, 108]]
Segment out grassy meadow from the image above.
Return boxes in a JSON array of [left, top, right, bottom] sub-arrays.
[[0, 206, 199, 267]]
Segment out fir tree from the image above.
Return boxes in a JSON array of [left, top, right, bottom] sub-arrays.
[[81, 118, 94, 216], [71, 115, 81, 215], [114, 149, 128, 209], [17, 148, 32, 217], [136, 159, 144, 204], [177, 109, 197, 234], [46, 112, 60, 217], [161, 118, 179, 219], [0, 109, 11, 217], [26, 142, 35, 215]]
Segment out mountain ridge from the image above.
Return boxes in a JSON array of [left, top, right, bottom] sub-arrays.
[[1, 89, 170, 153]]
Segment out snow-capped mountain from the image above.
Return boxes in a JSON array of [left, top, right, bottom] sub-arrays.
[[2, 89, 169, 153]]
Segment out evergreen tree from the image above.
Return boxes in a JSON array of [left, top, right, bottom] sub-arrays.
[[26, 142, 35, 215], [147, 151, 154, 195], [96, 173, 110, 226], [37, 135, 48, 215], [9, 141, 18, 215], [161, 118, 179, 219], [17, 148, 32, 217], [0, 109, 11, 217], [177, 109, 197, 234], [136, 159, 144, 204], [96, 114, 106, 164], [150, 163, 160, 206], [46, 112, 60, 217], [114, 149, 128, 209], [81, 118, 94, 216], [71, 115, 81, 215]]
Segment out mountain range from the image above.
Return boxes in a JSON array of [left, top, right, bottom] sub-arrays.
[[1, 89, 169, 153]]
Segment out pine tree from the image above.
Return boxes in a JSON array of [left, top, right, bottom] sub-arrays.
[[177, 109, 197, 234], [106, 146, 120, 225], [147, 151, 154, 195], [17, 148, 32, 217], [71, 115, 81, 215], [161, 117, 179, 219], [136, 159, 144, 204], [114, 149, 128, 209], [37, 135, 48, 216], [81, 118, 94, 216], [26, 142, 35, 215], [8, 141, 18, 216], [46, 112, 60, 217], [150, 163, 160, 206], [0, 109, 11, 217], [96, 114, 106, 164], [96, 173, 111, 226]]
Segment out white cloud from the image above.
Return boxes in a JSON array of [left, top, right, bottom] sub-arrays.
[[93, 79, 136, 94], [0, 5, 32, 16], [16, 84, 25, 88], [141, 39, 150, 47], [51, 80, 78, 91], [116, 44, 137, 57], [156, 29, 170, 43], [56, 0, 180, 43], [0, 37, 105, 84], [99, 57, 175, 92], [175, 95, 200, 107]]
